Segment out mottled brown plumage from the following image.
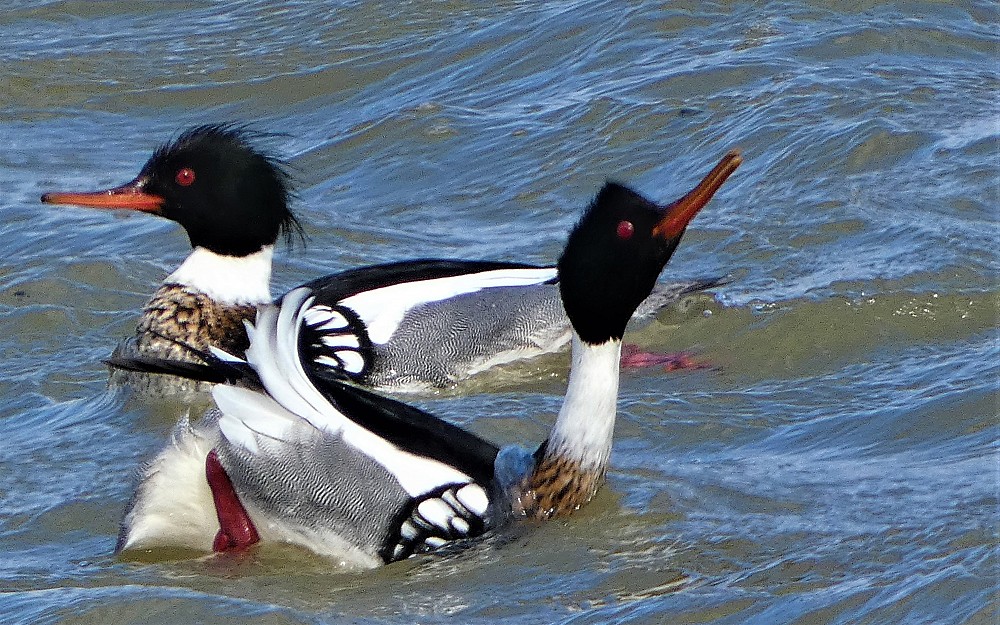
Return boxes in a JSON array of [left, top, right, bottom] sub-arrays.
[[135, 284, 255, 357], [108, 284, 255, 395], [514, 445, 606, 520]]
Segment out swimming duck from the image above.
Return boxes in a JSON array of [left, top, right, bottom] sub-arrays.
[[42, 125, 724, 394], [113, 150, 742, 565]]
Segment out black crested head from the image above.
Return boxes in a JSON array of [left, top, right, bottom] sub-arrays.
[[42, 124, 304, 256], [138, 124, 304, 256], [558, 183, 680, 345], [557, 151, 742, 345]]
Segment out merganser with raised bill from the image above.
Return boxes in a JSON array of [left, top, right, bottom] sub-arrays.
[[42, 125, 725, 394], [113, 151, 742, 565]]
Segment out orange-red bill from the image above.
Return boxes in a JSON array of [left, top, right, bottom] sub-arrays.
[[653, 149, 742, 239], [40, 177, 164, 213]]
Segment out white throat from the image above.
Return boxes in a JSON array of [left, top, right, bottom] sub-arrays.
[[166, 245, 274, 306], [545, 334, 621, 469]]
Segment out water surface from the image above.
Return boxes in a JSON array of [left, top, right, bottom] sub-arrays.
[[0, 1, 997, 624]]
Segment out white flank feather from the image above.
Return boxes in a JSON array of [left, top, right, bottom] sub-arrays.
[[213, 385, 305, 453], [209, 345, 247, 364]]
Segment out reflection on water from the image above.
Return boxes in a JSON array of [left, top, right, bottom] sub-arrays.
[[0, 1, 996, 623]]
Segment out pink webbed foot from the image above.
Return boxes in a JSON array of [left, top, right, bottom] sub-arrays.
[[620, 343, 713, 371]]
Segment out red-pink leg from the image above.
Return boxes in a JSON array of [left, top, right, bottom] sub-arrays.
[[621, 343, 713, 371], [206, 449, 260, 552]]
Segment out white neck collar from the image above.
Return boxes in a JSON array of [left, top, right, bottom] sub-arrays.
[[166, 245, 273, 306], [545, 334, 621, 469]]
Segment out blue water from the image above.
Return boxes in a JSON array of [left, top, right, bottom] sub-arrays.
[[0, 1, 997, 624]]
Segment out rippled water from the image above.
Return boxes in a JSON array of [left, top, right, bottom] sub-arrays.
[[1, 1, 997, 624]]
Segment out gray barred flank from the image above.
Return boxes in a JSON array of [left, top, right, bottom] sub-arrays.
[[217, 424, 411, 559], [364, 283, 568, 390]]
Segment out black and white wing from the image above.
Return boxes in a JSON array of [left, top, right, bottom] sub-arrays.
[[211, 298, 500, 564], [290, 260, 558, 385]]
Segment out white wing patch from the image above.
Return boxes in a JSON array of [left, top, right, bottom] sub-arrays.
[[340, 267, 558, 344], [417, 498, 455, 528], [214, 385, 306, 454], [388, 482, 491, 562], [454, 484, 490, 516], [303, 306, 350, 331], [303, 303, 368, 375]]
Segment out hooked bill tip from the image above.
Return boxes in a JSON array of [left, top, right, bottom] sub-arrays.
[[652, 149, 743, 239]]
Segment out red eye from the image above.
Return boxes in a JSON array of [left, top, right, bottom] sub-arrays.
[[616, 220, 634, 240], [175, 167, 196, 186]]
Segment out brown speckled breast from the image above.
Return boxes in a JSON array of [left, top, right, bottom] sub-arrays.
[[513, 446, 606, 521], [108, 283, 257, 395], [133, 284, 256, 360]]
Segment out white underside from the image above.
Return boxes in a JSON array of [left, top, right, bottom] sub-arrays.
[[166, 245, 273, 305], [117, 412, 392, 567], [118, 416, 219, 553], [339, 267, 558, 344], [241, 501, 383, 569]]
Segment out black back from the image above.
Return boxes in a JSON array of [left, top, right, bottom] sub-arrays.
[[299, 258, 551, 306], [314, 378, 500, 485]]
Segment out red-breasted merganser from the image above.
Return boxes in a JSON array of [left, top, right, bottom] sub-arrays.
[[42, 125, 724, 394], [113, 151, 742, 565]]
